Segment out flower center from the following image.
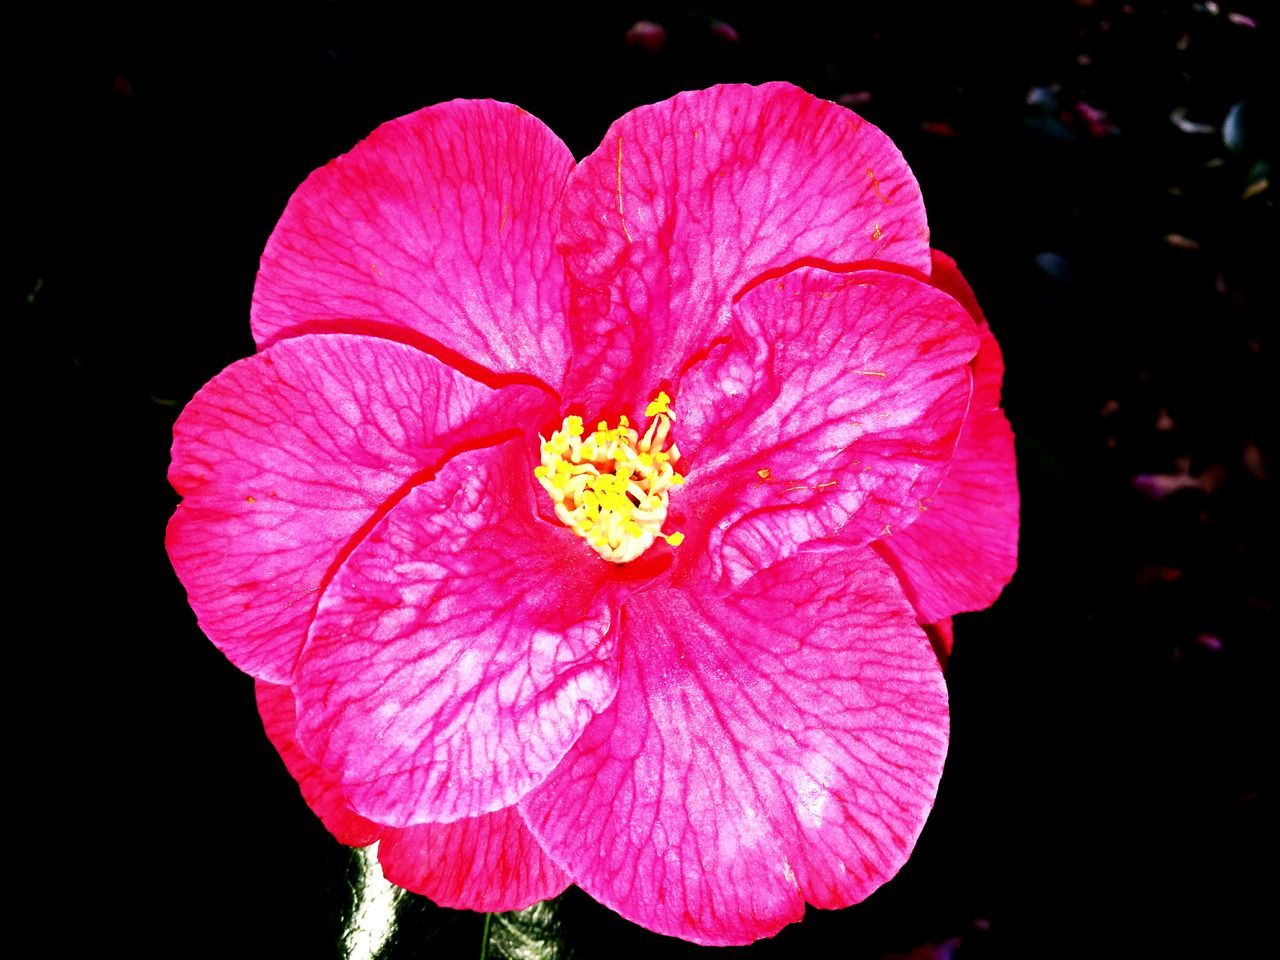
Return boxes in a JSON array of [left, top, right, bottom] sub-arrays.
[[534, 391, 686, 563]]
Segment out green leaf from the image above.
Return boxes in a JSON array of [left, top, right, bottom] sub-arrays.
[[337, 844, 568, 960], [341, 844, 406, 960], [484, 899, 570, 960]]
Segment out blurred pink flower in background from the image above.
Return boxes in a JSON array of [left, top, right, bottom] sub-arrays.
[[625, 20, 667, 54], [167, 83, 1018, 945]]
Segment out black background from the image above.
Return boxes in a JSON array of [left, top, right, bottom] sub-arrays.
[[37, 3, 1273, 957]]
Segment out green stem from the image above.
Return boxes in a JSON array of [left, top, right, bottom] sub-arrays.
[[479, 912, 493, 960]]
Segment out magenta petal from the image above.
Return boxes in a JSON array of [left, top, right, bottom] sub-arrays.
[[875, 252, 1020, 621], [256, 681, 381, 847], [558, 82, 931, 413], [252, 100, 574, 387], [928, 250, 1006, 415], [166, 334, 547, 683], [875, 399, 1017, 621], [378, 808, 570, 912], [257, 680, 568, 910], [521, 549, 948, 946], [924, 619, 955, 666], [675, 267, 978, 584], [295, 440, 621, 827]]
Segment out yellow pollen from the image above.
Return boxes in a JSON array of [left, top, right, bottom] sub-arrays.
[[645, 391, 674, 419], [534, 392, 686, 563]]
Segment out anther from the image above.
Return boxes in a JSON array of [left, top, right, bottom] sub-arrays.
[[534, 392, 686, 563]]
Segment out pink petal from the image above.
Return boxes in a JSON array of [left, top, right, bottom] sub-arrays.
[[557, 82, 930, 414], [927, 250, 1005, 413], [256, 680, 381, 847], [874, 252, 1019, 621], [672, 267, 978, 584], [259, 682, 565, 912], [166, 334, 546, 683], [520, 549, 948, 946], [295, 439, 621, 827], [924, 618, 954, 666], [252, 100, 574, 388], [378, 808, 570, 912]]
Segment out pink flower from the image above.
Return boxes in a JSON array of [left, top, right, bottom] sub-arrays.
[[166, 83, 1018, 945]]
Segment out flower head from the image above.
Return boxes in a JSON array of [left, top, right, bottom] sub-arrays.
[[167, 83, 1018, 945]]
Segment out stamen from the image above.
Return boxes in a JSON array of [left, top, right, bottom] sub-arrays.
[[534, 392, 686, 563]]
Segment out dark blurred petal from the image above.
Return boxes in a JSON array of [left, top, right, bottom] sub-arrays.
[[1193, 633, 1223, 652], [709, 19, 740, 43], [921, 121, 958, 137], [1170, 107, 1216, 135], [1136, 564, 1184, 587], [881, 936, 963, 960], [1132, 473, 1202, 499], [1026, 85, 1060, 108], [1242, 442, 1269, 480], [625, 20, 666, 54], [1075, 100, 1118, 136], [1223, 100, 1247, 152], [1034, 251, 1073, 285]]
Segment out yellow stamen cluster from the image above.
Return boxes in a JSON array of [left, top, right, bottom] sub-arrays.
[[534, 393, 685, 563]]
